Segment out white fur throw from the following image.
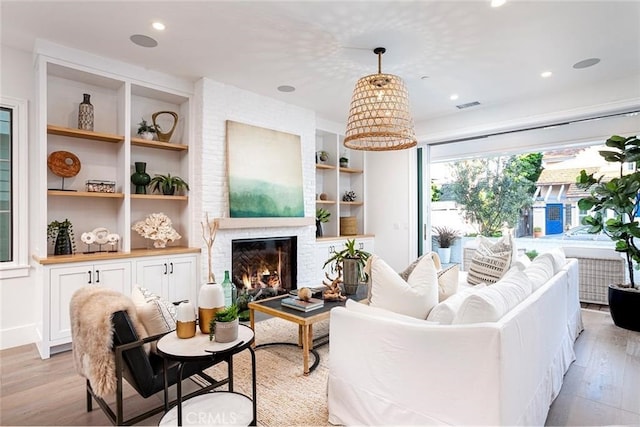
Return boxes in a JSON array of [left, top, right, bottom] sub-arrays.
[[70, 286, 147, 398]]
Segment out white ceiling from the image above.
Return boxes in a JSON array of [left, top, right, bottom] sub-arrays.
[[2, 1, 639, 126]]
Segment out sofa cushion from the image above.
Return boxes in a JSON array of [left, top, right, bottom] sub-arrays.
[[523, 255, 555, 291], [345, 299, 433, 326], [368, 255, 439, 319], [511, 254, 532, 271], [540, 248, 567, 274], [453, 269, 533, 324], [427, 283, 487, 324], [467, 234, 514, 285], [438, 264, 459, 301], [398, 252, 442, 282], [131, 286, 176, 351], [397, 252, 456, 302]]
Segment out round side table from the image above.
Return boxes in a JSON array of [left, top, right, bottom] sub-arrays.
[[157, 324, 256, 426]]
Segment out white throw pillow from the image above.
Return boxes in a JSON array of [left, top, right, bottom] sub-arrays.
[[345, 299, 433, 326], [467, 235, 514, 285], [427, 283, 487, 324], [131, 286, 176, 351], [523, 255, 555, 291], [398, 252, 442, 281], [453, 269, 532, 324], [368, 255, 439, 319]]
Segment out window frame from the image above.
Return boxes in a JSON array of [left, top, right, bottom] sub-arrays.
[[0, 96, 29, 278]]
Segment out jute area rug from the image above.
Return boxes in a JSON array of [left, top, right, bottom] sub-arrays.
[[205, 317, 331, 427]]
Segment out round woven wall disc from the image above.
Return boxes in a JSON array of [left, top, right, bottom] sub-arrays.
[[48, 151, 81, 178]]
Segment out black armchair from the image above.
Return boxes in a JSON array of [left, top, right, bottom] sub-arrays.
[[84, 310, 229, 425]]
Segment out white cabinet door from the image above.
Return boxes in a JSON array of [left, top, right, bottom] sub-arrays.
[[94, 261, 131, 295], [135, 258, 168, 297], [50, 264, 92, 341], [49, 261, 133, 342], [359, 238, 375, 255], [316, 241, 341, 284], [134, 255, 197, 303], [167, 255, 197, 303]]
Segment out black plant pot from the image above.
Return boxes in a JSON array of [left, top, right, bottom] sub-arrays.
[[316, 220, 323, 238], [54, 226, 73, 255], [608, 285, 640, 332]]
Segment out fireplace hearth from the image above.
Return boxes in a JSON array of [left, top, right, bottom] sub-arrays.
[[231, 236, 297, 299]]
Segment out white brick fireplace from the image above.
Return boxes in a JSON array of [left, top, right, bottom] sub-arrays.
[[194, 78, 318, 286]]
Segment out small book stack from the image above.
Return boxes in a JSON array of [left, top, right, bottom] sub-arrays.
[[281, 297, 324, 312]]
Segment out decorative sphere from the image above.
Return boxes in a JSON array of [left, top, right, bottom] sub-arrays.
[[298, 287, 312, 301]]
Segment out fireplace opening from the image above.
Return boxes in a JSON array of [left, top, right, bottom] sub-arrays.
[[231, 236, 297, 300]]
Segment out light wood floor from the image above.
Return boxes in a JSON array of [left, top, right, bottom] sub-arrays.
[[1, 309, 639, 426]]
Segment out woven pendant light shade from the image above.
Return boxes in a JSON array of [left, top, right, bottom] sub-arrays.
[[344, 48, 417, 151]]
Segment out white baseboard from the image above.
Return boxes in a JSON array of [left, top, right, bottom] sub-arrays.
[[0, 324, 38, 350]]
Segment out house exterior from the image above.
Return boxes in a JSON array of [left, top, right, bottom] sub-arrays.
[[533, 145, 634, 235]]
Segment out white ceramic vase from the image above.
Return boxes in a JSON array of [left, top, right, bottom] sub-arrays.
[[175, 301, 196, 339], [198, 282, 225, 334], [139, 131, 154, 140]]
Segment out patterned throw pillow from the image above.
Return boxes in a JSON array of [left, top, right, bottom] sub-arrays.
[[467, 235, 514, 285], [131, 286, 177, 352]]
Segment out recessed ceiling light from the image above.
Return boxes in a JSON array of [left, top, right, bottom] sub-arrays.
[[450, 94, 459, 101], [491, 0, 506, 7], [130, 34, 158, 48], [573, 58, 600, 69], [277, 85, 296, 93], [152, 22, 165, 31], [541, 71, 553, 78]]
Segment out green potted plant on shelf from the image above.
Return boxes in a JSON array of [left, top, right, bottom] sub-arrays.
[[47, 218, 76, 255], [137, 118, 160, 140], [576, 134, 640, 332], [316, 208, 331, 238], [149, 173, 190, 196], [339, 156, 349, 168], [209, 304, 239, 343], [432, 225, 461, 264], [324, 239, 371, 295]]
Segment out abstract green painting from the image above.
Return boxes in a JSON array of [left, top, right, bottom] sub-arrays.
[[226, 121, 304, 218]]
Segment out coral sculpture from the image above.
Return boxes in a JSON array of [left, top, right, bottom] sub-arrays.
[[132, 212, 181, 248]]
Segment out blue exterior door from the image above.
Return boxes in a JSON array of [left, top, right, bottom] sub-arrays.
[[545, 203, 564, 235]]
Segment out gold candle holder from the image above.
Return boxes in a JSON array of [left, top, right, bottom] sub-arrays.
[[176, 320, 196, 339], [198, 307, 223, 334]]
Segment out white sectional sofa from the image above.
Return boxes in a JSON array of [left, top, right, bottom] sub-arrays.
[[328, 255, 582, 426]]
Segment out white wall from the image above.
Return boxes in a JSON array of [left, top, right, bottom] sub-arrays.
[[0, 45, 39, 349], [365, 149, 417, 271]]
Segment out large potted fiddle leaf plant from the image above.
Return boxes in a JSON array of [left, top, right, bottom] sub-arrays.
[[576, 134, 640, 331]]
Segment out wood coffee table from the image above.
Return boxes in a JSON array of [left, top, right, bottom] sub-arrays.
[[248, 289, 366, 375]]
